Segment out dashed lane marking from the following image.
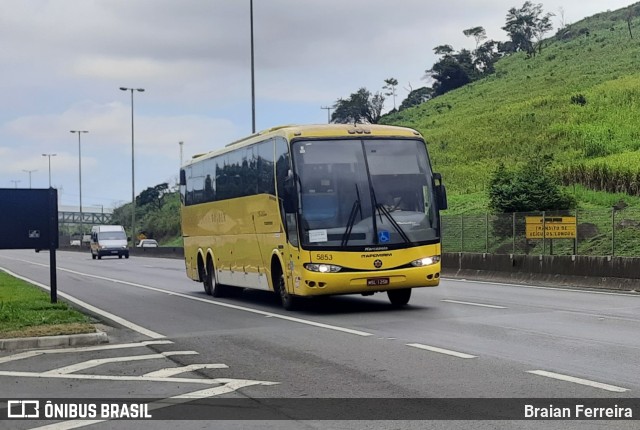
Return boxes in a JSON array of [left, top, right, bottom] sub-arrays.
[[441, 299, 506, 309], [406, 343, 477, 359], [526, 370, 628, 393]]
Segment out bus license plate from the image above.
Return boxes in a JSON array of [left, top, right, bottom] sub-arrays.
[[367, 277, 389, 286]]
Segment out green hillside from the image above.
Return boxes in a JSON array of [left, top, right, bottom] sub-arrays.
[[382, 3, 640, 211]]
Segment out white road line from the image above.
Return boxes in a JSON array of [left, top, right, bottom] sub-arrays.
[[0, 267, 166, 339], [441, 299, 506, 309], [406, 343, 477, 359], [43, 351, 199, 375], [144, 363, 228, 378], [526, 370, 628, 393], [30, 378, 279, 430], [0, 340, 173, 364], [1, 260, 373, 337], [0, 370, 250, 385]]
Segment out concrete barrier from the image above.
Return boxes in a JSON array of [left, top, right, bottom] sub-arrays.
[[442, 252, 640, 291], [59, 245, 184, 259], [129, 247, 184, 259]]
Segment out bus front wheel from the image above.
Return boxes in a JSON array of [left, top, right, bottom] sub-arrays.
[[277, 273, 298, 311], [387, 288, 411, 307]]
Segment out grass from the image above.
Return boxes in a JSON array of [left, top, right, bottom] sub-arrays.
[[382, 3, 640, 199], [0, 271, 95, 339]]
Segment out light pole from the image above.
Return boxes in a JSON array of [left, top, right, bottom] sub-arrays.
[[179, 141, 184, 167], [120, 86, 145, 245], [250, 0, 256, 133], [22, 169, 37, 188], [10, 180, 20, 188], [42, 153, 57, 187], [70, 130, 88, 234], [321, 106, 332, 124]]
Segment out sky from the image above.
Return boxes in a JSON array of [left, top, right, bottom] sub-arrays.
[[0, 0, 636, 211]]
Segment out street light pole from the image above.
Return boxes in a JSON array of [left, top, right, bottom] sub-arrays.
[[321, 106, 332, 124], [10, 180, 20, 188], [22, 169, 37, 189], [42, 153, 57, 187], [120, 86, 145, 246], [179, 141, 184, 168], [70, 130, 88, 235], [250, 0, 256, 133]]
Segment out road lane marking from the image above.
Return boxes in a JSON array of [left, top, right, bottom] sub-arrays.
[[30, 378, 280, 430], [0, 340, 173, 364], [0, 267, 166, 339], [0, 370, 261, 385], [43, 351, 199, 375], [406, 343, 477, 359], [441, 299, 506, 309], [526, 370, 628, 392], [144, 363, 228, 378], [1, 261, 373, 337]]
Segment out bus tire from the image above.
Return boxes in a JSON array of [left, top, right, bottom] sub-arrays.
[[207, 259, 229, 297], [387, 288, 411, 307], [277, 272, 298, 311], [203, 259, 214, 295]]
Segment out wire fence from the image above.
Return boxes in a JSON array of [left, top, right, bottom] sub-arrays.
[[441, 208, 640, 257]]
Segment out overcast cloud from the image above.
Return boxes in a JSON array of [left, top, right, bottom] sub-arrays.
[[0, 0, 634, 209]]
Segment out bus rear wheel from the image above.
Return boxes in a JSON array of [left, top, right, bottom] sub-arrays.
[[205, 258, 229, 297], [387, 288, 411, 307], [203, 259, 214, 295]]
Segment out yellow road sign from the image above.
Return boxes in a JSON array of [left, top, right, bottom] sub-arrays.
[[525, 216, 576, 239]]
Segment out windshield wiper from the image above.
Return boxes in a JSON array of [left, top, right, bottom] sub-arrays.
[[375, 203, 411, 244], [341, 184, 362, 246]]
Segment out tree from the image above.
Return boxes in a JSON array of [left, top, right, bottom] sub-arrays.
[[399, 87, 433, 111], [136, 182, 169, 210], [331, 88, 385, 124], [463, 26, 487, 48], [383, 78, 399, 111], [474, 40, 501, 75], [425, 51, 473, 96], [488, 157, 574, 214], [502, 1, 554, 57]]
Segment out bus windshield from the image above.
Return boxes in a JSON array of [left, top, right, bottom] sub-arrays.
[[292, 138, 439, 249]]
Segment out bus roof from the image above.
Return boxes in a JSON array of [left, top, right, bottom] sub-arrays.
[[184, 124, 424, 167]]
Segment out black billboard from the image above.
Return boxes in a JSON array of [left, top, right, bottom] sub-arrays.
[[0, 188, 58, 250]]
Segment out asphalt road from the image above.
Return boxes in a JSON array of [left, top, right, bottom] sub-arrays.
[[0, 249, 639, 429]]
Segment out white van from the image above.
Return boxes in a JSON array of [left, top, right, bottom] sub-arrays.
[[90, 225, 129, 260]]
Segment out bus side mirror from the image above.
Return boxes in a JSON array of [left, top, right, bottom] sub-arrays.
[[283, 170, 299, 212], [433, 173, 448, 211], [179, 169, 186, 186]]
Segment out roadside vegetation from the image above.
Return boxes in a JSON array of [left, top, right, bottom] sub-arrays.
[[0, 271, 95, 339], [106, 3, 640, 255]]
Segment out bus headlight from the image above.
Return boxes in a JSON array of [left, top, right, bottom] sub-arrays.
[[410, 256, 441, 267], [304, 263, 342, 273]]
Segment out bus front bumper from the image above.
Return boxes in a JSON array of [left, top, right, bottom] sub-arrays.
[[294, 264, 441, 296]]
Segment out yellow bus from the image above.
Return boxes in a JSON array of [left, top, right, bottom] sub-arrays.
[[179, 124, 447, 310]]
